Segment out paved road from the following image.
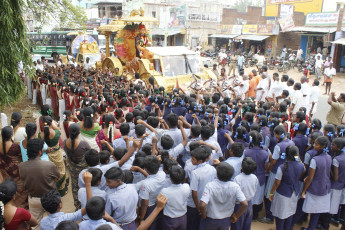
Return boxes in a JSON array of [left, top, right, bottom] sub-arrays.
[[313, 94, 329, 124]]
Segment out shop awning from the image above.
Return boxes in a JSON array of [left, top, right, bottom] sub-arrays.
[[235, 35, 270, 41], [332, 38, 345, 45], [208, 34, 238, 39], [146, 46, 196, 56], [150, 28, 181, 36], [285, 26, 339, 33]]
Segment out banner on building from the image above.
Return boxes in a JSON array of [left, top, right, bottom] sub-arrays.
[[280, 4, 294, 18], [168, 5, 186, 28], [265, 0, 322, 17], [242, 25, 258, 34], [305, 12, 345, 26], [279, 15, 295, 32], [187, 12, 219, 22], [257, 24, 274, 35], [216, 25, 242, 34]]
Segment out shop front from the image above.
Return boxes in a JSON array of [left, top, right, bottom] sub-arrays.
[[209, 24, 242, 51], [150, 28, 185, 46]]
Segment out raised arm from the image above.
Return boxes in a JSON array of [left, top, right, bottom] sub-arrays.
[[118, 139, 139, 167], [138, 119, 156, 133], [178, 120, 188, 147]]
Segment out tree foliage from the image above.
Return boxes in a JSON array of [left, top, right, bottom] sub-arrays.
[[0, 0, 32, 107], [233, 0, 264, 12], [25, 0, 87, 30]]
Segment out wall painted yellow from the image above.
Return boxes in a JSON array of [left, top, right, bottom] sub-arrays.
[[265, 0, 324, 17]]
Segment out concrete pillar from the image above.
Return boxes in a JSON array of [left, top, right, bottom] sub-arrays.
[[105, 32, 110, 57]]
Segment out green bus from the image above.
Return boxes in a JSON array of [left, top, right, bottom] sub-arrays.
[[27, 31, 112, 61]]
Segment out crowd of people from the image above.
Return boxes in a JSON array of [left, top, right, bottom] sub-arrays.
[[0, 58, 345, 230]]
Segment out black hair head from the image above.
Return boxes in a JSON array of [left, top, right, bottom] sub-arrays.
[[85, 149, 100, 167], [86, 196, 106, 220], [25, 122, 37, 140], [113, 147, 128, 161], [10, 112, 22, 128], [83, 107, 94, 129], [135, 124, 146, 137], [88, 168, 103, 186], [163, 158, 178, 174], [189, 141, 201, 152], [258, 115, 268, 127], [235, 126, 247, 140], [250, 123, 260, 132], [0, 180, 17, 205], [242, 157, 257, 175], [167, 113, 178, 127], [248, 131, 263, 148], [274, 125, 287, 140], [147, 116, 159, 128], [104, 167, 123, 182], [191, 147, 208, 162], [144, 155, 160, 174], [201, 125, 212, 140], [230, 142, 244, 157], [27, 138, 44, 159], [99, 150, 111, 165], [56, 221, 79, 230], [41, 190, 61, 214], [161, 134, 174, 150], [133, 156, 145, 168], [170, 165, 185, 184], [217, 162, 234, 182], [337, 125, 345, 137]]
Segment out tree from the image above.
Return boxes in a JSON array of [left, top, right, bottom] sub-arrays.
[[233, 0, 264, 12], [0, 0, 32, 107], [25, 0, 87, 30], [0, 0, 87, 107]]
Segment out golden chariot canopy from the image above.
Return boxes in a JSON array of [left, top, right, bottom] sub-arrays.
[[98, 16, 126, 33]]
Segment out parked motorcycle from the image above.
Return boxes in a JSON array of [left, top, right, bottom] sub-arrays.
[[276, 57, 284, 72], [268, 57, 275, 70]]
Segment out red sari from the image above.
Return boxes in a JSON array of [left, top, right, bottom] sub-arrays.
[[50, 86, 59, 117]]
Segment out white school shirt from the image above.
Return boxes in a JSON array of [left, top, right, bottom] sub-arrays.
[[136, 170, 166, 206], [78, 161, 120, 190], [160, 128, 183, 148], [234, 173, 259, 201], [256, 78, 269, 102], [188, 162, 217, 208], [184, 159, 197, 181], [200, 179, 246, 219], [309, 86, 320, 104], [268, 81, 282, 98], [292, 90, 303, 114], [301, 82, 311, 109], [224, 155, 244, 181], [41, 210, 83, 230], [324, 67, 336, 77], [79, 219, 121, 230], [168, 143, 185, 159], [315, 59, 323, 69], [105, 184, 138, 224], [161, 183, 191, 218], [78, 186, 106, 208]]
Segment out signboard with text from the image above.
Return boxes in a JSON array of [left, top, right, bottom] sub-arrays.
[[279, 15, 295, 32], [216, 25, 242, 34], [305, 12, 345, 26], [280, 4, 294, 18], [242, 25, 258, 34], [265, 0, 323, 17]]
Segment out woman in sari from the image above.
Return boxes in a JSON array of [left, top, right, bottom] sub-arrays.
[[11, 112, 26, 143], [0, 126, 27, 208], [79, 107, 101, 151], [39, 116, 69, 196], [36, 104, 59, 133], [96, 114, 121, 150], [64, 123, 90, 209]]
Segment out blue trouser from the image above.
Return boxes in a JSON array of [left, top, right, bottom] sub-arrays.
[[275, 215, 293, 230], [231, 200, 252, 230], [199, 217, 230, 230], [187, 206, 200, 230], [238, 65, 242, 74], [306, 213, 320, 230], [144, 204, 162, 230], [264, 197, 274, 220], [163, 214, 187, 230]]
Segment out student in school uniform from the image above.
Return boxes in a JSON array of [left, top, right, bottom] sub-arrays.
[[301, 136, 332, 230], [187, 147, 216, 230], [136, 155, 166, 230], [243, 131, 270, 221], [112, 123, 132, 149], [258, 115, 270, 147], [318, 138, 345, 229], [162, 159, 179, 189], [78, 196, 121, 230], [292, 123, 309, 162], [183, 125, 202, 164], [184, 142, 200, 183], [161, 165, 191, 230], [40, 172, 93, 230], [232, 157, 259, 230], [268, 145, 305, 230], [199, 162, 248, 230], [78, 168, 106, 209], [262, 125, 294, 224], [218, 142, 244, 180], [304, 132, 323, 168], [162, 113, 183, 148], [104, 167, 138, 230], [78, 141, 137, 190]]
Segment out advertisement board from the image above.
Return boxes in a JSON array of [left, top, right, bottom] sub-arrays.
[[265, 0, 323, 17], [168, 5, 186, 28], [279, 15, 295, 32], [216, 25, 242, 34], [305, 12, 345, 26], [280, 4, 294, 18], [242, 25, 258, 34]]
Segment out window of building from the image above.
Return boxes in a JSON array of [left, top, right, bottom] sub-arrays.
[[152, 11, 156, 18]]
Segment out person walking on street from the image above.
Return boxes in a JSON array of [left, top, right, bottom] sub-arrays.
[[228, 52, 238, 76], [326, 92, 345, 126], [324, 62, 336, 95], [315, 55, 322, 81], [237, 53, 245, 75]]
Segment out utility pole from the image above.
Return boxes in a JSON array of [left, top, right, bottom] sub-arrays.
[[333, 1, 345, 70]]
